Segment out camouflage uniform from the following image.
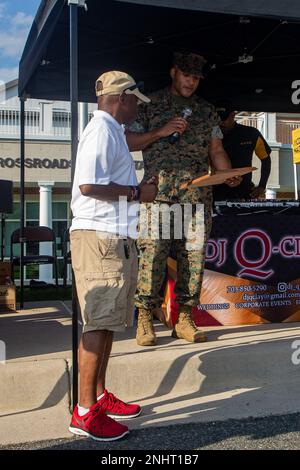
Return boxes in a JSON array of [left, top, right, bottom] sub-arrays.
[[134, 87, 221, 309]]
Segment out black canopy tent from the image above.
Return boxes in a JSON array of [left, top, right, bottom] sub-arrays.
[[19, 0, 300, 110], [18, 0, 300, 408]]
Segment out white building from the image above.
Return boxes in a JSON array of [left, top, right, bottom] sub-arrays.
[[0, 78, 299, 283]]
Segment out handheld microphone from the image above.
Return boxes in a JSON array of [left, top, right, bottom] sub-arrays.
[[168, 107, 193, 144]]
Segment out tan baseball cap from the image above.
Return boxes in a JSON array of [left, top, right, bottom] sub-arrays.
[[95, 71, 150, 103]]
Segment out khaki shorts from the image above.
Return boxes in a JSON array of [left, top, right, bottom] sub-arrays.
[[70, 230, 138, 333]]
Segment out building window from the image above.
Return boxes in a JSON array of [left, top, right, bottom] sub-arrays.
[[52, 201, 71, 281], [25, 202, 39, 280], [4, 202, 21, 259]]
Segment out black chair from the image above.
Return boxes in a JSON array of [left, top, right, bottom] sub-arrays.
[[62, 228, 71, 288], [10, 226, 59, 287]]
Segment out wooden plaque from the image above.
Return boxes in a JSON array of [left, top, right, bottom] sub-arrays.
[[180, 166, 257, 189]]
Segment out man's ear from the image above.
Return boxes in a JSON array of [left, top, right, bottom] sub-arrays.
[[170, 66, 176, 80], [119, 93, 126, 104]]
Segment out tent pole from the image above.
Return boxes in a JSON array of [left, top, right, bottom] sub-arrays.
[[69, 1, 79, 411], [20, 97, 26, 309]]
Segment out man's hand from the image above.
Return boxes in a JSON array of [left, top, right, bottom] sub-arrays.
[[157, 117, 187, 139], [250, 186, 265, 198], [139, 179, 158, 203], [126, 118, 187, 151], [224, 176, 242, 187]]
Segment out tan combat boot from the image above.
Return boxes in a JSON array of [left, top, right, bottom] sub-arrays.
[[172, 306, 206, 343], [136, 309, 157, 346]]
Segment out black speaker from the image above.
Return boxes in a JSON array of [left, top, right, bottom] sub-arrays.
[[0, 180, 13, 214]]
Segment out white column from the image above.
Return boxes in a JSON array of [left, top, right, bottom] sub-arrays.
[[38, 181, 54, 283], [265, 113, 277, 143], [39, 101, 53, 135]]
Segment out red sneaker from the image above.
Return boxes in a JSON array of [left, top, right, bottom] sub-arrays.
[[69, 402, 129, 441], [98, 389, 141, 419]]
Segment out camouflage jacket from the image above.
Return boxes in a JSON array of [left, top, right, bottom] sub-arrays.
[[131, 87, 221, 205]]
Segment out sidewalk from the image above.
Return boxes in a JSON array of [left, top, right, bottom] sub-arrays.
[[1, 301, 300, 445]]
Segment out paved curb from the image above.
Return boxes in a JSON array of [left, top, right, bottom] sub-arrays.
[[1, 302, 300, 446], [0, 359, 71, 412], [0, 359, 71, 445]]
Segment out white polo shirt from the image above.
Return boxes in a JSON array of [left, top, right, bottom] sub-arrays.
[[70, 110, 139, 238]]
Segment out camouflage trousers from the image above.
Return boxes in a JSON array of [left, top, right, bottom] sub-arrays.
[[135, 202, 212, 309]]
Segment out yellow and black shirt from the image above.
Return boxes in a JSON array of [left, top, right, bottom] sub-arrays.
[[213, 123, 271, 200]]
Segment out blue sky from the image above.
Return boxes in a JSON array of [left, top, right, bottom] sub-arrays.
[[0, 0, 40, 84]]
